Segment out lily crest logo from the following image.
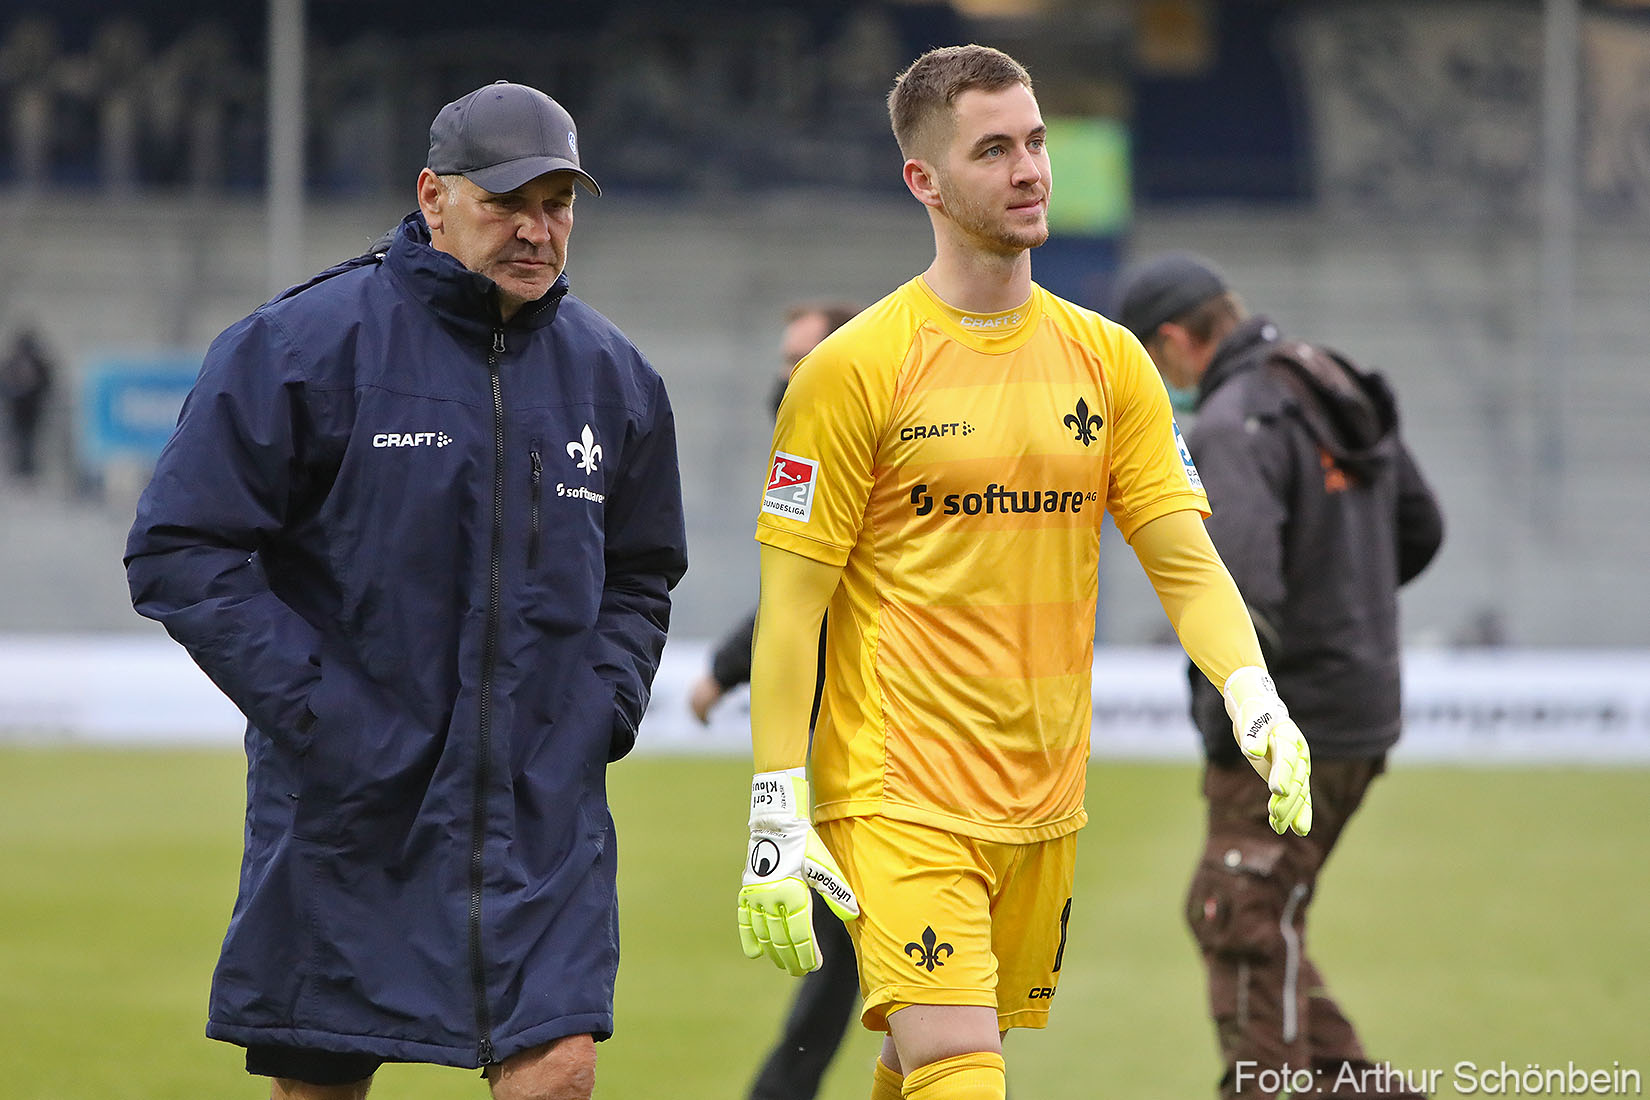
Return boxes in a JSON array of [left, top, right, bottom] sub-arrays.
[[905, 926, 954, 972], [567, 425, 601, 475], [1064, 398, 1103, 446]]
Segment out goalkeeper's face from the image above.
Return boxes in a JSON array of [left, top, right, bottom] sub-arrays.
[[930, 83, 1051, 256]]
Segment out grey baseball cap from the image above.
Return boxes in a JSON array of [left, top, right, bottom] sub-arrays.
[[1113, 251, 1228, 341], [427, 80, 601, 196]]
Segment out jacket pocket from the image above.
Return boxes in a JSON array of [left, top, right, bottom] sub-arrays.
[[566, 662, 627, 761], [290, 659, 341, 842], [289, 651, 436, 849], [1185, 837, 1293, 960]]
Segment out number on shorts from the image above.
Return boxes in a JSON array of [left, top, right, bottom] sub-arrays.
[[1053, 896, 1072, 972]]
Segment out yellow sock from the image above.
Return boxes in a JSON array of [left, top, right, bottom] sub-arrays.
[[870, 1056, 905, 1100], [901, 1051, 1006, 1100]]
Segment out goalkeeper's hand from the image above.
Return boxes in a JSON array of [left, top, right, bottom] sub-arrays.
[[1223, 667, 1313, 836], [738, 767, 859, 976]]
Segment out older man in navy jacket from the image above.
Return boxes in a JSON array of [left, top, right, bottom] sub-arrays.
[[126, 82, 687, 1100]]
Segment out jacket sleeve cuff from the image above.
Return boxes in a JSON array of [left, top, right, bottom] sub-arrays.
[[607, 706, 639, 762]]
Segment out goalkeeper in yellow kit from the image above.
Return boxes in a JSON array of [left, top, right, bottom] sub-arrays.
[[736, 44, 1312, 1100]]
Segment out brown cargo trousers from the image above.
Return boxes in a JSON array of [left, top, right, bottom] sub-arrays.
[[1185, 758, 1426, 1100]]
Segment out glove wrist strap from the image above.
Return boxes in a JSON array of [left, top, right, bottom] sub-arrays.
[[750, 766, 809, 824], [1222, 665, 1285, 720]]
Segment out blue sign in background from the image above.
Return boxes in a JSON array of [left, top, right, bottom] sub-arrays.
[[79, 354, 199, 465]]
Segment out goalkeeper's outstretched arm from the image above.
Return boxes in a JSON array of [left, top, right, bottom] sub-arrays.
[[1130, 509, 1313, 836]]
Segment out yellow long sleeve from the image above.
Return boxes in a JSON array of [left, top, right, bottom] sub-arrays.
[[749, 544, 842, 772], [1129, 509, 1266, 691]]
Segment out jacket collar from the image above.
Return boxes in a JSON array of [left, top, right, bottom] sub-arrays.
[[1196, 314, 1281, 407], [1196, 313, 1399, 472], [385, 211, 567, 338]]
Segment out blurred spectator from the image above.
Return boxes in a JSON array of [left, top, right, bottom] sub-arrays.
[[83, 19, 152, 193], [0, 17, 62, 188], [687, 300, 859, 728], [311, 34, 402, 194], [0, 329, 56, 481], [687, 299, 861, 1100], [146, 22, 247, 190], [1452, 606, 1508, 648], [1116, 252, 1444, 1100]]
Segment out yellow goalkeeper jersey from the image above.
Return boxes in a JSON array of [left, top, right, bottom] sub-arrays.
[[755, 276, 1208, 843]]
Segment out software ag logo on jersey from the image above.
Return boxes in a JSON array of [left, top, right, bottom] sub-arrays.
[[762, 452, 819, 523], [909, 481, 1098, 517]]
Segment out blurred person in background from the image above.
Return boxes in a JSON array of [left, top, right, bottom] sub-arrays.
[[125, 81, 686, 1100], [1115, 252, 1443, 1100], [0, 328, 55, 482], [687, 299, 864, 1100], [687, 300, 859, 726], [736, 45, 1312, 1100]]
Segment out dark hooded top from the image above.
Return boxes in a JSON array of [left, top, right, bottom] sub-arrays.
[[1186, 315, 1443, 765]]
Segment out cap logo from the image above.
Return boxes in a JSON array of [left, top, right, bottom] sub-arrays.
[[567, 131, 578, 156]]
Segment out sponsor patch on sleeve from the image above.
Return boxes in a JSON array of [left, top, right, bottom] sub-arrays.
[[1172, 422, 1204, 491], [762, 451, 820, 523]]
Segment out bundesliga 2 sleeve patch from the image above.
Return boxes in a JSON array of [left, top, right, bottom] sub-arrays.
[[762, 452, 820, 523], [1173, 422, 1204, 491]]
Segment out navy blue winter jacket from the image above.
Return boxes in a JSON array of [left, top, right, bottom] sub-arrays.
[[125, 212, 687, 1067]]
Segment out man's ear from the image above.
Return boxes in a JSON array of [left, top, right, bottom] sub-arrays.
[[1157, 321, 1193, 356], [1154, 322, 1210, 390], [416, 168, 445, 233], [903, 158, 943, 211]]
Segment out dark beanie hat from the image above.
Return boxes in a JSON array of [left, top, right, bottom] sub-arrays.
[[1112, 251, 1228, 341]]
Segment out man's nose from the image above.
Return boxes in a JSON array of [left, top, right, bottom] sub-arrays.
[[1010, 147, 1043, 187], [517, 209, 553, 245]]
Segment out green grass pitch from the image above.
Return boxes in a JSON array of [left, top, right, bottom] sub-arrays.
[[1, 747, 1645, 1098]]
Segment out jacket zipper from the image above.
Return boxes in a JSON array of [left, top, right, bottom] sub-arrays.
[[471, 326, 507, 1067], [528, 444, 543, 569]]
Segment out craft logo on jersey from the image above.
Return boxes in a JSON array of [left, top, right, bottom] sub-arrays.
[[1173, 421, 1203, 490], [899, 419, 974, 442], [762, 451, 819, 523], [1063, 398, 1103, 446], [372, 430, 451, 448], [567, 424, 601, 475]]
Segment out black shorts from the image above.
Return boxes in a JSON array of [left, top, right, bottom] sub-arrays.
[[245, 1044, 383, 1086]]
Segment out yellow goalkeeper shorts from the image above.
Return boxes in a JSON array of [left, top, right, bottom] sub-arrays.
[[816, 814, 1077, 1032]]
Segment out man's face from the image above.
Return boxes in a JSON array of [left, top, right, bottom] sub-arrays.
[[420, 170, 577, 319], [1146, 322, 1216, 392], [770, 311, 832, 414], [780, 312, 831, 370], [930, 84, 1051, 255]]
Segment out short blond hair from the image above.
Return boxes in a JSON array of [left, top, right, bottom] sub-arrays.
[[887, 44, 1033, 161]]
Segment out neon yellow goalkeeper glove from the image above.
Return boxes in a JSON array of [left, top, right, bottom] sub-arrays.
[[738, 767, 859, 976], [1223, 667, 1313, 836]]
